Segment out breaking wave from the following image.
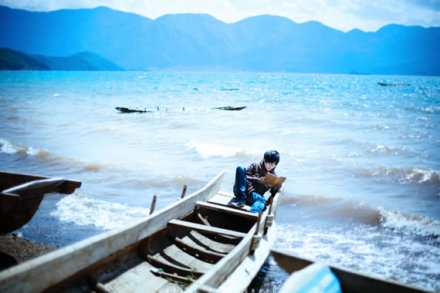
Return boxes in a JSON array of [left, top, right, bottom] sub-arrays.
[[185, 140, 259, 159], [51, 192, 149, 230], [0, 137, 50, 157], [369, 144, 402, 155], [379, 208, 440, 238], [275, 223, 440, 291], [282, 194, 440, 238], [355, 166, 439, 185]]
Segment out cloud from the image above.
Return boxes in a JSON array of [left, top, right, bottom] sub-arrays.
[[407, 0, 440, 11]]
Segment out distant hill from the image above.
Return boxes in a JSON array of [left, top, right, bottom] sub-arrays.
[[0, 48, 122, 70], [0, 5, 439, 75], [0, 48, 49, 70]]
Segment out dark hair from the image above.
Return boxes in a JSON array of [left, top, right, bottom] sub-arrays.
[[264, 150, 280, 164]]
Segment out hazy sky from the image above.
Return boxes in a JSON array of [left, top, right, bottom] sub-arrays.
[[1, 0, 439, 32]]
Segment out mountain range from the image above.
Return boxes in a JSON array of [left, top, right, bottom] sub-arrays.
[[0, 5, 439, 75]]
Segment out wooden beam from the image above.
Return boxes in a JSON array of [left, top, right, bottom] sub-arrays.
[[185, 225, 256, 291], [168, 219, 246, 239], [145, 255, 203, 278], [195, 201, 258, 220], [173, 237, 224, 263], [89, 281, 111, 293], [149, 267, 192, 284], [181, 185, 187, 199], [149, 195, 157, 215]]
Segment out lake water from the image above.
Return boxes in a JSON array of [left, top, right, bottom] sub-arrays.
[[1, 71, 439, 291]]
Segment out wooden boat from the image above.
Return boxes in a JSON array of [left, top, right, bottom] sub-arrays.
[[271, 248, 428, 293], [0, 171, 282, 292], [0, 171, 82, 235], [115, 107, 152, 113], [211, 106, 247, 111]]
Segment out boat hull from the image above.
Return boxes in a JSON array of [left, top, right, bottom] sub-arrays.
[[0, 170, 283, 293], [0, 171, 81, 235], [271, 248, 428, 293]]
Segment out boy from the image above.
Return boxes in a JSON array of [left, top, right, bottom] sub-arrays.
[[229, 150, 281, 213]]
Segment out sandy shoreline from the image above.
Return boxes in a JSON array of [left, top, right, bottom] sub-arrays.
[[0, 233, 55, 271]]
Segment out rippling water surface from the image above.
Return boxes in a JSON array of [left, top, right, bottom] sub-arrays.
[[1, 71, 439, 291]]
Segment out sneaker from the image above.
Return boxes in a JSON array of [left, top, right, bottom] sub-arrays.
[[228, 199, 245, 208]]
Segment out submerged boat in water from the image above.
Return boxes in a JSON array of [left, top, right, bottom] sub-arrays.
[[211, 106, 247, 111], [115, 107, 152, 113], [0, 171, 282, 292], [0, 171, 81, 235]]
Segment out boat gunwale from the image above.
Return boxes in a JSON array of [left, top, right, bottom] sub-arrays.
[[0, 170, 225, 293]]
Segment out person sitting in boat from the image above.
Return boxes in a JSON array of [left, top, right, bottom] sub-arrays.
[[229, 150, 281, 212]]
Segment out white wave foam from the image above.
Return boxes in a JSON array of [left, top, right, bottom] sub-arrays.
[[275, 223, 440, 291], [185, 140, 258, 158], [401, 167, 440, 184], [360, 166, 439, 185], [379, 208, 440, 238], [369, 144, 399, 154], [52, 192, 149, 230], [0, 137, 46, 156]]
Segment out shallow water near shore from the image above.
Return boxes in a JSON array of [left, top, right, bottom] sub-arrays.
[[1, 71, 439, 291]]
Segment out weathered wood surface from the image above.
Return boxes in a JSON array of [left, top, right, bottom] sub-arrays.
[[0, 171, 224, 293], [179, 230, 235, 255], [0, 170, 282, 293], [196, 201, 258, 221], [168, 219, 247, 239], [0, 171, 81, 194], [0, 171, 81, 235], [271, 248, 428, 293], [186, 191, 281, 292], [185, 224, 257, 292]]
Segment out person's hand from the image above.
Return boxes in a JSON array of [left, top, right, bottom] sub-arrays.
[[259, 177, 268, 184]]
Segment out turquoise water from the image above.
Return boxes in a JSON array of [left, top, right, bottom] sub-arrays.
[[1, 71, 439, 290]]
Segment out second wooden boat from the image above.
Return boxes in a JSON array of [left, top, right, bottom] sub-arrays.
[[0, 170, 282, 292], [271, 248, 428, 293], [0, 171, 82, 235]]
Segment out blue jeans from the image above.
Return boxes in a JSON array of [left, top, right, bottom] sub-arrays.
[[233, 166, 267, 213]]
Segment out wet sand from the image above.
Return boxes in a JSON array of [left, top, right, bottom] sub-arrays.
[[0, 233, 55, 271]]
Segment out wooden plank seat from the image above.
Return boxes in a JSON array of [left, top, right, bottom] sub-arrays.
[[207, 191, 251, 212], [195, 201, 258, 221], [168, 219, 247, 239]]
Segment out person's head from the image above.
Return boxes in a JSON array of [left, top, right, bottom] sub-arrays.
[[263, 150, 280, 171]]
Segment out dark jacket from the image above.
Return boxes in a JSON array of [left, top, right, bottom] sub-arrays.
[[245, 160, 278, 196]]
